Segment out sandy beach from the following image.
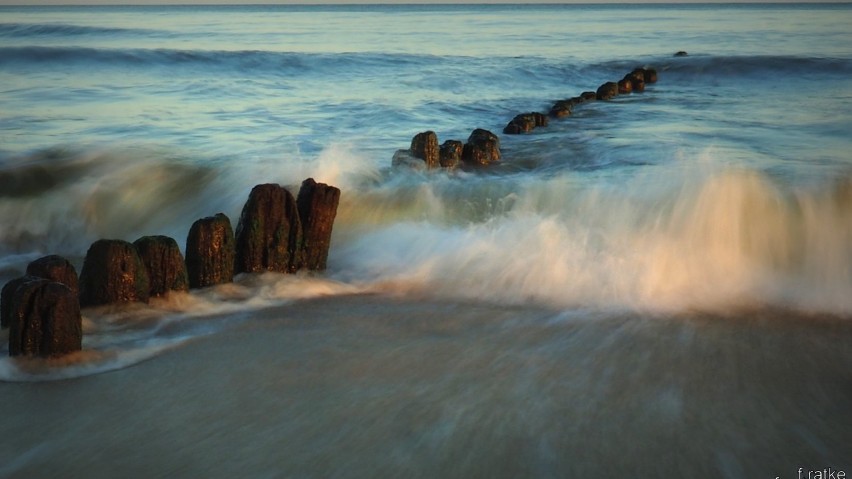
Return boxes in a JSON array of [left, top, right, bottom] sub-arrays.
[[2, 294, 850, 478]]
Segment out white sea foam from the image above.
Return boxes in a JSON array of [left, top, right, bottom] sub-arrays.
[[0, 141, 382, 273], [332, 160, 852, 313], [0, 341, 185, 382], [0, 272, 363, 382]]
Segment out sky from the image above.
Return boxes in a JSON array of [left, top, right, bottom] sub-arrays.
[[0, 0, 581, 4], [0, 0, 844, 4], [0, 0, 576, 3], [0, 0, 664, 4]]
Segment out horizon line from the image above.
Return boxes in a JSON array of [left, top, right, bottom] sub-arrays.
[[2, 1, 850, 4]]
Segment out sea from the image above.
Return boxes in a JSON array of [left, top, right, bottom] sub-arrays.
[[1, 3, 851, 478]]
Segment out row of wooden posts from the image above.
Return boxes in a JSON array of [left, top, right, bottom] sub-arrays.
[[396, 67, 659, 170], [1, 178, 340, 358], [3, 66, 661, 359]]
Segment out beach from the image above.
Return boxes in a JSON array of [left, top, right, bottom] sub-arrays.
[[2, 293, 851, 477]]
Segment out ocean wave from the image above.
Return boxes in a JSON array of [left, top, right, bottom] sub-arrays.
[[0, 45, 449, 76], [0, 142, 381, 267], [0, 148, 220, 258], [584, 54, 852, 81], [661, 54, 852, 77], [331, 161, 852, 314], [0, 45, 580, 88], [0, 22, 159, 38]]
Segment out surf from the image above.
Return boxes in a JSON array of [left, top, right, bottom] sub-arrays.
[[332, 159, 852, 314]]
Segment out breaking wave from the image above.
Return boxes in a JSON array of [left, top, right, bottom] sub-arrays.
[[0, 22, 158, 38], [332, 161, 852, 314], [0, 143, 381, 269]]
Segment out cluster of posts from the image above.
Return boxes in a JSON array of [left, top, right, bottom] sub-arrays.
[[1, 178, 340, 358], [396, 67, 659, 169], [392, 128, 502, 169]]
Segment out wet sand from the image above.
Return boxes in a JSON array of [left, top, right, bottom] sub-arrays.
[[1, 294, 851, 478]]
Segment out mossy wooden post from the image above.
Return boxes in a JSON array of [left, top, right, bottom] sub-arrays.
[[596, 81, 618, 100], [79, 239, 150, 307], [640, 67, 658, 83], [185, 213, 235, 288], [624, 71, 645, 92], [503, 113, 546, 135], [2, 254, 80, 330], [26, 255, 79, 297], [2, 276, 33, 329], [134, 235, 189, 297], [410, 131, 440, 169], [297, 178, 341, 271], [8, 277, 82, 357], [439, 140, 463, 168], [462, 129, 501, 167], [234, 184, 303, 275]]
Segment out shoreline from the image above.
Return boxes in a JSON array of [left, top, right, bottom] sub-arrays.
[[1, 294, 850, 477]]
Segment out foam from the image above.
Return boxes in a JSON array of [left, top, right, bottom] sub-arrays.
[[0, 272, 364, 382], [331, 162, 852, 314]]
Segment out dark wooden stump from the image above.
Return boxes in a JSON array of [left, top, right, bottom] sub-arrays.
[[79, 239, 150, 307], [235, 184, 303, 275], [133, 235, 189, 297], [439, 140, 463, 168], [2, 276, 32, 329], [462, 129, 501, 167], [632, 67, 657, 84], [8, 277, 82, 357], [596, 82, 619, 100], [186, 213, 236, 289], [504, 113, 546, 134], [297, 178, 341, 271], [410, 131, 440, 169], [25, 255, 79, 297]]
